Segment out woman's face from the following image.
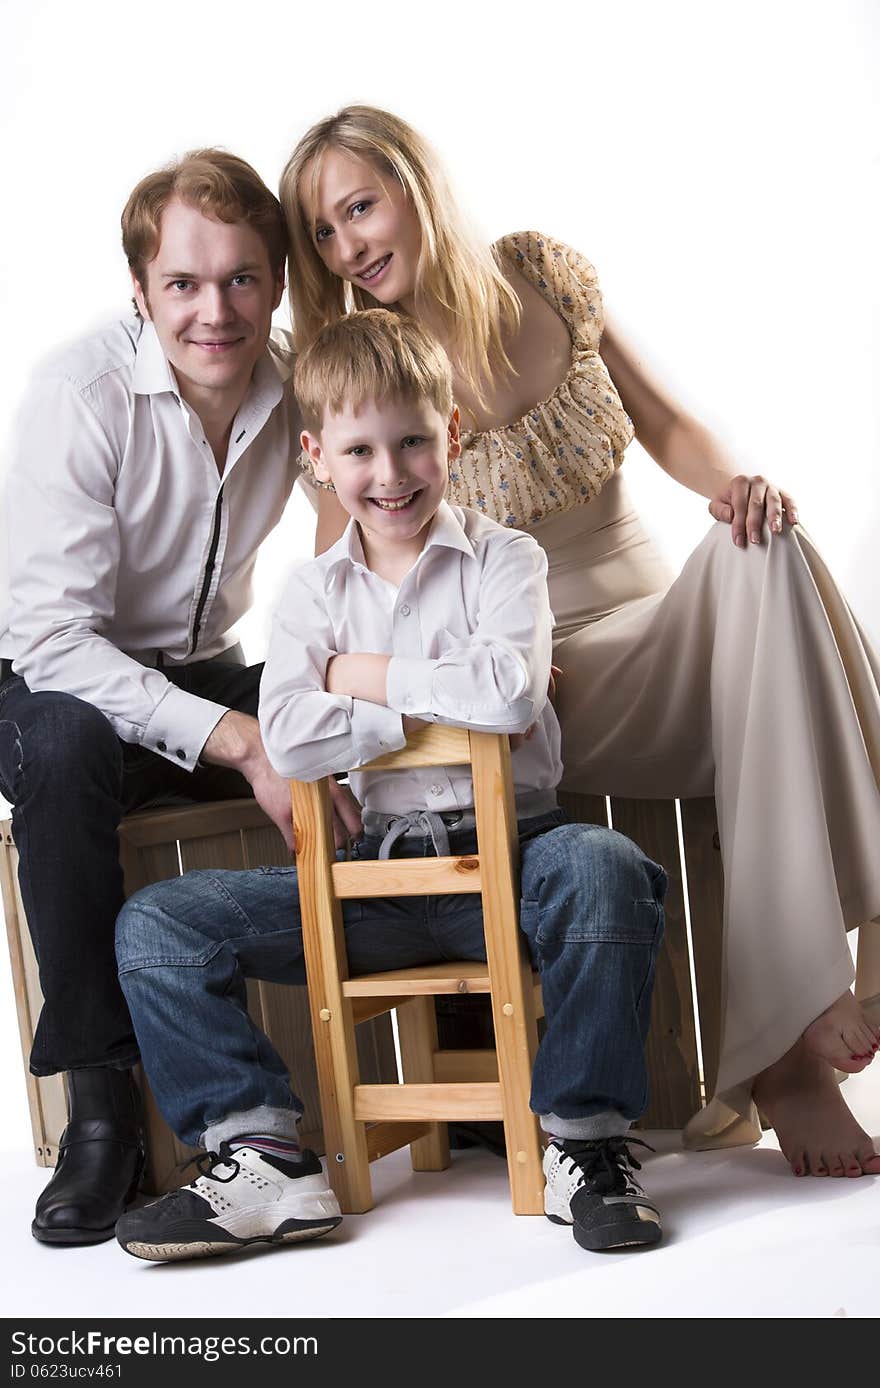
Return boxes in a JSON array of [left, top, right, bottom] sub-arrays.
[[301, 147, 422, 308]]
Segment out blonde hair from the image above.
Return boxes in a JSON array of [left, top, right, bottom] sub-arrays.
[[280, 106, 520, 406], [122, 148, 288, 291], [294, 309, 453, 436]]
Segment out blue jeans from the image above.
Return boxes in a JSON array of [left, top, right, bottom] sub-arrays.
[[0, 657, 263, 1075], [116, 810, 667, 1149]]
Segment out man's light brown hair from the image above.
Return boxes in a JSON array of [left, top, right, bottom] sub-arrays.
[[294, 309, 454, 435], [121, 148, 288, 293]]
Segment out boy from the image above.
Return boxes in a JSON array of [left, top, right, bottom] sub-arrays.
[[114, 310, 668, 1262]]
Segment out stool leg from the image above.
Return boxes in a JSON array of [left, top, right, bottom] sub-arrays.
[[396, 997, 450, 1172], [311, 996, 374, 1213], [471, 732, 545, 1214]]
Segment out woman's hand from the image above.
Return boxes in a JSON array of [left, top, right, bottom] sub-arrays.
[[708, 475, 800, 547]]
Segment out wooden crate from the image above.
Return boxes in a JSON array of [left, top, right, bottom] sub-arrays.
[[558, 793, 725, 1127], [0, 799, 397, 1195], [436, 794, 726, 1130]]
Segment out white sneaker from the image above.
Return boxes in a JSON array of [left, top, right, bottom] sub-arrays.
[[115, 1145, 341, 1262], [543, 1136, 662, 1252]]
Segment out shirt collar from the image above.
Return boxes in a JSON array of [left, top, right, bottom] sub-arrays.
[[422, 500, 477, 560], [322, 500, 476, 584], [131, 321, 177, 396]]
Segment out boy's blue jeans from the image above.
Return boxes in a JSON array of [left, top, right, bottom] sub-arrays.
[[116, 810, 667, 1151]]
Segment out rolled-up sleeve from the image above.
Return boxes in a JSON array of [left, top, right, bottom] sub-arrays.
[[385, 531, 552, 734], [259, 569, 406, 781], [6, 375, 226, 770]]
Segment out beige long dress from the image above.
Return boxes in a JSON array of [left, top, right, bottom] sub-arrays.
[[447, 231, 880, 1142]]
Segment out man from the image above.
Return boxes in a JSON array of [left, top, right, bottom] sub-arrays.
[[0, 148, 359, 1245]]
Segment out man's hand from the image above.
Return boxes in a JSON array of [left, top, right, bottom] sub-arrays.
[[328, 777, 363, 850], [202, 709, 364, 853], [201, 709, 294, 850]]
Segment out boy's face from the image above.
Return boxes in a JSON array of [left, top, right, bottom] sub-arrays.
[[302, 397, 460, 565]]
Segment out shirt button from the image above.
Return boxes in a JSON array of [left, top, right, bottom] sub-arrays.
[[430, 785, 443, 796], [156, 741, 167, 753], [399, 604, 411, 617], [176, 749, 186, 760]]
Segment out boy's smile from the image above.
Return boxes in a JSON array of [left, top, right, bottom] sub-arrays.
[[302, 398, 460, 577]]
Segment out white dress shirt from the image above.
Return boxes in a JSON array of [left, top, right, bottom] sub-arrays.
[[0, 316, 304, 769], [259, 501, 563, 814]]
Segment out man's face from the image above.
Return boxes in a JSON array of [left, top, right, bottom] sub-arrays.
[[133, 197, 283, 408]]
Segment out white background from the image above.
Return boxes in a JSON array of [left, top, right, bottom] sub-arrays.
[[0, 1, 877, 1144]]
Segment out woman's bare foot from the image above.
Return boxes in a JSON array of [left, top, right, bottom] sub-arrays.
[[802, 990, 880, 1072], [754, 1040, 880, 1177]]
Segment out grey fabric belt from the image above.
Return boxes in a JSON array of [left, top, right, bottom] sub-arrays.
[[363, 789, 559, 860]]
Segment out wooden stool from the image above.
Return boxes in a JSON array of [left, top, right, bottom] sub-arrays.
[[291, 725, 546, 1215]]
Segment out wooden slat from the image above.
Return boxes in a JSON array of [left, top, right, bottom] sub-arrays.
[[354, 1082, 503, 1121], [365, 1122, 432, 1162], [609, 797, 701, 1128], [121, 841, 180, 900], [396, 997, 450, 1171], [856, 916, 880, 1002], [0, 822, 65, 1166], [332, 855, 481, 899], [139, 1071, 199, 1196], [350, 996, 404, 1024], [117, 798, 270, 847], [434, 1048, 499, 1083], [343, 961, 491, 997], [680, 797, 725, 1099], [533, 975, 544, 1018], [361, 725, 471, 771], [354, 1014, 400, 1104], [179, 830, 244, 873], [241, 823, 292, 871], [558, 789, 608, 828]]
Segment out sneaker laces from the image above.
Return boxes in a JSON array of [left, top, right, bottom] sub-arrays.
[[175, 1140, 241, 1186], [558, 1136, 654, 1198]]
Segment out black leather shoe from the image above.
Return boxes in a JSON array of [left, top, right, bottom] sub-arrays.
[[32, 1067, 144, 1246]]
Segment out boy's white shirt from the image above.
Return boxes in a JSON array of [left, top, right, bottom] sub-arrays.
[[259, 501, 563, 815]]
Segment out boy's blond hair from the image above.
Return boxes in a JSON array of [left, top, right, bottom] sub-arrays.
[[294, 309, 454, 435]]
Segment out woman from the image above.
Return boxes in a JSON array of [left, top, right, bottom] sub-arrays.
[[279, 106, 880, 1178]]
